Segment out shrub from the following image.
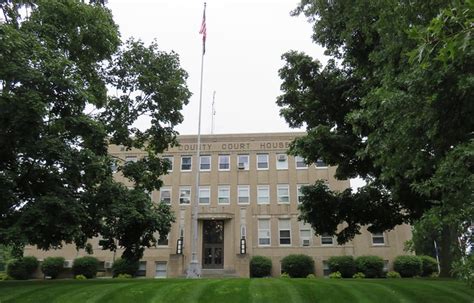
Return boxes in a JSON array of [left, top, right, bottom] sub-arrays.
[[115, 273, 133, 279], [430, 272, 439, 278], [355, 256, 384, 278], [327, 256, 356, 278], [75, 274, 87, 280], [281, 254, 314, 278], [452, 254, 474, 288], [41, 257, 65, 279], [0, 272, 12, 281], [72, 256, 99, 279], [112, 259, 139, 277], [7, 259, 27, 280], [306, 274, 316, 279], [250, 256, 272, 278], [419, 256, 438, 277], [329, 271, 342, 279], [280, 272, 290, 278], [22, 256, 39, 275], [352, 272, 365, 279], [386, 271, 401, 279], [393, 255, 422, 278]]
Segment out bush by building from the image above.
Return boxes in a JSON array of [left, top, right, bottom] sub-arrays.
[[386, 271, 402, 278], [41, 257, 65, 279], [75, 274, 87, 280], [327, 256, 356, 278], [250, 256, 272, 277], [352, 272, 365, 279], [72, 256, 99, 279], [355, 256, 384, 278], [393, 255, 422, 278], [419, 256, 438, 277], [281, 254, 314, 278], [6, 256, 38, 280], [112, 259, 139, 277], [329, 271, 342, 279]]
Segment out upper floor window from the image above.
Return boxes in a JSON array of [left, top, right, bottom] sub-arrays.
[[199, 186, 210, 204], [160, 187, 171, 204], [218, 155, 230, 171], [179, 187, 191, 204], [295, 156, 308, 169], [162, 156, 173, 172], [300, 223, 312, 247], [278, 219, 291, 246], [277, 184, 290, 204], [257, 154, 269, 170], [297, 185, 307, 204], [237, 155, 249, 170], [181, 156, 192, 171], [258, 219, 271, 246], [321, 233, 334, 245], [200, 155, 211, 171], [315, 159, 327, 168], [372, 232, 385, 245], [276, 154, 288, 170], [238, 185, 250, 204], [218, 186, 230, 204], [257, 185, 270, 204]]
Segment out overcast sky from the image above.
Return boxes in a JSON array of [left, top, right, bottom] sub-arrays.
[[108, 0, 327, 135]]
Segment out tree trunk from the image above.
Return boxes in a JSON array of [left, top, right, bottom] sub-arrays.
[[438, 224, 459, 277]]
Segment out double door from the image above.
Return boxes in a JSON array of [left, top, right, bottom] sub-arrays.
[[202, 220, 224, 269]]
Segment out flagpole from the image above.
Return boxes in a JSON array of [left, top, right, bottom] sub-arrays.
[[187, 2, 206, 279]]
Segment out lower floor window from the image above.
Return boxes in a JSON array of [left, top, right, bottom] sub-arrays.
[[137, 261, 146, 277], [155, 262, 167, 278]]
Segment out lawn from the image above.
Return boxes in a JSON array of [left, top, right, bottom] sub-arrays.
[[0, 278, 472, 303]]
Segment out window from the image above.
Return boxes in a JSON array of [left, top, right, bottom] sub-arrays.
[[218, 155, 230, 170], [279, 219, 291, 245], [297, 185, 307, 204], [162, 156, 173, 172], [258, 219, 271, 246], [200, 155, 211, 171], [321, 233, 334, 245], [257, 154, 269, 170], [160, 187, 171, 204], [238, 185, 250, 204], [111, 160, 118, 173], [276, 154, 288, 170], [277, 184, 290, 204], [300, 223, 312, 247], [199, 186, 210, 204], [237, 155, 249, 170], [179, 187, 191, 204], [323, 261, 331, 276], [315, 159, 327, 168], [157, 233, 169, 246], [295, 156, 308, 169], [257, 185, 270, 204], [125, 155, 137, 163], [137, 261, 147, 277], [372, 232, 385, 245], [218, 186, 230, 204], [181, 156, 192, 171], [155, 262, 167, 278]]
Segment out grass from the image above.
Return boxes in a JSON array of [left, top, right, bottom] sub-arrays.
[[0, 278, 473, 303]]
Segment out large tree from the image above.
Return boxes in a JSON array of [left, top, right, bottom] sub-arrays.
[[278, 0, 473, 276], [0, 0, 191, 262]]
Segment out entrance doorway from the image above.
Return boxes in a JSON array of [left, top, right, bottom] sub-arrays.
[[202, 220, 224, 269]]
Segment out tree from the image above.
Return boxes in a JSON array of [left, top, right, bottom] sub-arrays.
[[278, 0, 473, 276], [0, 0, 190, 262]]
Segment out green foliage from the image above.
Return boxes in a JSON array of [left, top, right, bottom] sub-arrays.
[[306, 273, 316, 279], [250, 256, 272, 278], [112, 259, 139, 277], [394, 256, 423, 278], [329, 271, 342, 279], [41, 257, 65, 279], [452, 254, 474, 288], [0, 0, 188, 262], [75, 274, 87, 280], [115, 273, 133, 279], [279, 0, 473, 277], [280, 272, 290, 278], [281, 254, 314, 278], [327, 256, 356, 278], [0, 246, 13, 272], [386, 271, 402, 279], [355, 256, 384, 278], [352, 272, 365, 279], [6, 256, 38, 280], [420, 255, 439, 277], [72, 256, 99, 279], [0, 272, 12, 281]]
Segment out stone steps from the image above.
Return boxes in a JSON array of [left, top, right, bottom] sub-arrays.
[[200, 268, 238, 278]]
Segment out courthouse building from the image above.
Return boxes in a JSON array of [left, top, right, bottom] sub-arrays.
[[26, 132, 411, 278]]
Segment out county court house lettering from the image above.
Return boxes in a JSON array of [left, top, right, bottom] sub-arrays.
[[25, 132, 411, 278]]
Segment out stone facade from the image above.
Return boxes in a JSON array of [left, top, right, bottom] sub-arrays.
[[25, 132, 412, 278]]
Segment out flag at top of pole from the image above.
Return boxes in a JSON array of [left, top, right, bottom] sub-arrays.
[[199, 3, 207, 55]]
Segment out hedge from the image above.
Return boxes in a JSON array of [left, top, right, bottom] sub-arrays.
[[355, 256, 384, 278], [250, 256, 272, 277], [72, 256, 99, 279], [420, 255, 438, 277], [281, 254, 314, 278], [327, 256, 356, 278], [6, 256, 38, 280], [393, 255, 422, 278], [112, 259, 139, 277], [41, 257, 65, 279]]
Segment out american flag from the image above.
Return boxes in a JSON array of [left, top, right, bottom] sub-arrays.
[[199, 3, 207, 55]]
